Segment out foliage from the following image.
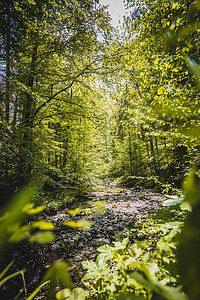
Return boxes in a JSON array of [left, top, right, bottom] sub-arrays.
[[0, 184, 107, 298], [0, 186, 55, 297], [79, 171, 200, 300], [95, 0, 200, 186], [1, 0, 200, 299], [81, 207, 185, 299], [0, 260, 27, 296], [0, 185, 56, 251], [178, 170, 200, 300], [0, 0, 112, 196], [56, 287, 89, 300]]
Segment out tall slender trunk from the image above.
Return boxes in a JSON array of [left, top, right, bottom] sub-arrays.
[[128, 130, 133, 175], [18, 45, 38, 180], [55, 154, 58, 168], [146, 136, 150, 158], [47, 122, 51, 165], [23, 45, 38, 127], [5, 8, 10, 123], [149, 136, 158, 175]]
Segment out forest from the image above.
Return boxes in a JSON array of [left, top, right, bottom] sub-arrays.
[[0, 0, 200, 299]]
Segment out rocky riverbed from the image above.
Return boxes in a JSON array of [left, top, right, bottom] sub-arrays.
[[1, 181, 167, 299]]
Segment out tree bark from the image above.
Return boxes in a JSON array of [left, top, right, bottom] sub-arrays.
[[18, 45, 38, 180], [23, 45, 38, 127], [128, 130, 133, 175], [5, 6, 10, 123]]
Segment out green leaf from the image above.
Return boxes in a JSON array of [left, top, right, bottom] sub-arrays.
[[178, 173, 200, 300], [181, 125, 200, 137], [157, 87, 164, 95], [130, 271, 188, 300], [97, 244, 114, 253], [56, 288, 71, 300], [94, 201, 106, 214], [67, 207, 82, 215], [82, 259, 110, 280], [183, 169, 200, 207], [43, 261, 73, 299], [63, 220, 92, 230], [9, 225, 29, 242], [26, 281, 50, 300], [29, 231, 55, 244], [129, 263, 152, 280], [23, 203, 46, 214], [113, 237, 129, 250], [163, 195, 185, 207], [130, 243, 144, 257], [0, 261, 14, 280], [0, 186, 37, 253], [148, 262, 159, 276], [186, 56, 200, 88], [0, 269, 25, 287], [32, 221, 55, 230], [179, 201, 192, 212], [27, 0, 36, 5], [63, 221, 77, 227], [162, 200, 180, 206], [69, 288, 89, 300]]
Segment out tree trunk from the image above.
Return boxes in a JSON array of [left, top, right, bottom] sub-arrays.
[[12, 97, 18, 128], [5, 7, 10, 123], [149, 136, 158, 175], [62, 137, 68, 170], [128, 130, 133, 175], [23, 45, 38, 128], [18, 45, 38, 181]]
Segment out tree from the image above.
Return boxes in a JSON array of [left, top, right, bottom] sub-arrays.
[[0, 0, 112, 200], [93, 0, 200, 186]]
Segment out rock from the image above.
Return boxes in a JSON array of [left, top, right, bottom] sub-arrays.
[[52, 243, 59, 250], [94, 238, 110, 245], [107, 226, 114, 234], [137, 233, 145, 240]]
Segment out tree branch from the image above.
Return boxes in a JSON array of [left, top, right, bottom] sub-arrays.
[[33, 61, 95, 116], [33, 110, 98, 127]]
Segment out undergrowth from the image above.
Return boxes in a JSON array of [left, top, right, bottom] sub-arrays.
[[0, 171, 199, 300]]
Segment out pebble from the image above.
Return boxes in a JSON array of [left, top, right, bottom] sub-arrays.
[[52, 243, 59, 250]]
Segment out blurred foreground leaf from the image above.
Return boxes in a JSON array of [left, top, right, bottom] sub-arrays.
[[26, 280, 50, 300], [181, 125, 200, 138], [63, 220, 92, 230], [183, 169, 200, 207], [42, 261, 73, 300], [94, 201, 105, 214], [23, 203, 45, 214], [32, 220, 55, 230], [186, 56, 200, 89], [9, 225, 29, 242], [0, 185, 37, 258], [67, 207, 82, 215], [129, 271, 188, 300], [178, 171, 200, 300], [0, 260, 27, 295], [29, 231, 55, 244]]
